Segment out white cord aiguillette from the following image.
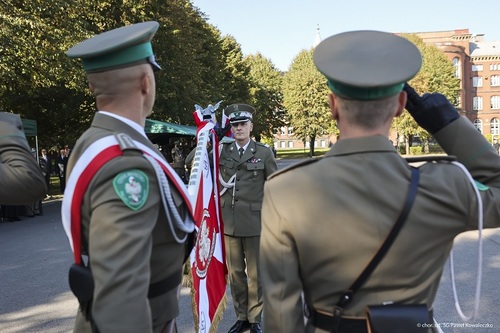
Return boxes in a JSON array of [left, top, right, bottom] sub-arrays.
[[144, 154, 195, 243], [448, 161, 484, 321]]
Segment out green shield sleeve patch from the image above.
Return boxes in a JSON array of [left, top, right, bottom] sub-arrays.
[[113, 169, 149, 210]]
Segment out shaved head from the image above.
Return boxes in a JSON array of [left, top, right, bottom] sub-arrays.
[[87, 64, 156, 123], [88, 64, 149, 97]]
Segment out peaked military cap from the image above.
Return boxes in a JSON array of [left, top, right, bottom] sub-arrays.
[[67, 21, 161, 73], [224, 104, 256, 124], [313, 30, 422, 100]]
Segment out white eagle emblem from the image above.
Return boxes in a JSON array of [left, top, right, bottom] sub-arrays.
[[195, 209, 216, 278], [198, 219, 211, 266], [125, 176, 142, 202]]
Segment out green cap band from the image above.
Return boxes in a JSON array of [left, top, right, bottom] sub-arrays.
[[82, 42, 153, 72], [327, 79, 404, 100]]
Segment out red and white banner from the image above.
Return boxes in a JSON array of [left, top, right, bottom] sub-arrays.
[[188, 111, 227, 333]]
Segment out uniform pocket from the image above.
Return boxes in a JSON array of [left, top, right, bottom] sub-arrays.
[[250, 202, 262, 211], [246, 162, 264, 171], [220, 159, 235, 168]]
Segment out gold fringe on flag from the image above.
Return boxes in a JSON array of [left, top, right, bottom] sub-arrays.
[[186, 258, 228, 333]]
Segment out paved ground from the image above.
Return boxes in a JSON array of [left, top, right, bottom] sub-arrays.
[[0, 157, 499, 332]]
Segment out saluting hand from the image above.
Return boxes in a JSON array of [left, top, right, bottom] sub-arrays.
[[403, 83, 460, 134]]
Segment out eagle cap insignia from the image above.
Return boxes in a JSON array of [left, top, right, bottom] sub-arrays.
[[113, 169, 149, 210]]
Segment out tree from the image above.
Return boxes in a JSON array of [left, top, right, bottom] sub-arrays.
[[217, 35, 251, 106], [392, 34, 461, 154], [244, 53, 284, 141], [151, 0, 231, 125], [282, 49, 333, 157], [0, 0, 237, 148], [0, 0, 97, 149]]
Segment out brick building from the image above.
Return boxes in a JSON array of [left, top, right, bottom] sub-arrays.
[[273, 28, 500, 150], [414, 29, 500, 138]]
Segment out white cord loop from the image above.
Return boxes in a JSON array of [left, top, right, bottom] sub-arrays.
[[448, 161, 483, 321], [144, 154, 195, 243]]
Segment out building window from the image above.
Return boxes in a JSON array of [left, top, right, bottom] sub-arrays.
[[280, 127, 286, 135], [491, 75, 500, 87], [288, 141, 294, 148], [472, 64, 483, 71], [288, 126, 294, 135], [474, 119, 483, 133], [320, 140, 326, 148], [492, 96, 500, 110], [491, 118, 500, 136], [452, 57, 460, 78], [490, 63, 499, 71], [472, 76, 483, 87], [280, 141, 286, 148], [473, 96, 483, 110]]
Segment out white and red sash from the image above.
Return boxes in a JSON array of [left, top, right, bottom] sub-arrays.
[[61, 135, 193, 264]]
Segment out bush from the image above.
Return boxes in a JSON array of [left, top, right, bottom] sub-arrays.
[[428, 145, 445, 154], [409, 146, 423, 155]]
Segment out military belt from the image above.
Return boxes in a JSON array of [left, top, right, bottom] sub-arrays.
[[148, 271, 182, 298], [306, 306, 367, 333]]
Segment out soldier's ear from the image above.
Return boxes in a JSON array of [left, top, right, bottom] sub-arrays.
[[395, 91, 406, 118], [328, 93, 339, 121]]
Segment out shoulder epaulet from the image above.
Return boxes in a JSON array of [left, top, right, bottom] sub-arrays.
[[268, 158, 320, 180], [405, 155, 457, 164], [114, 132, 141, 152], [255, 141, 267, 147], [220, 137, 235, 144]]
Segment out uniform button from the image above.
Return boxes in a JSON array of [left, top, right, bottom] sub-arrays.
[[237, 178, 240, 181], [236, 188, 239, 191]]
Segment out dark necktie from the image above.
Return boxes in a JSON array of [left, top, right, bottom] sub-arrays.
[[239, 147, 244, 158]]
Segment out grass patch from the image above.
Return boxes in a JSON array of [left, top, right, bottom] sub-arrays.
[[276, 148, 329, 159], [49, 176, 63, 196]]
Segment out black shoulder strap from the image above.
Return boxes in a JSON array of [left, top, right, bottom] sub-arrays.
[[336, 167, 420, 308]]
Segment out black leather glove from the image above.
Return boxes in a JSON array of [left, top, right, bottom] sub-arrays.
[[214, 123, 231, 141], [404, 83, 460, 134]]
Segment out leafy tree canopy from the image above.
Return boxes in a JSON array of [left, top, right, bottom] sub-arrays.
[[282, 49, 334, 155], [244, 53, 284, 141]]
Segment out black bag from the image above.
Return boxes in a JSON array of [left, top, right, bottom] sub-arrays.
[[68, 263, 94, 321], [365, 304, 432, 333]]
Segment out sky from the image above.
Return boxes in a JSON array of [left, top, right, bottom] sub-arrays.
[[191, 0, 500, 71]]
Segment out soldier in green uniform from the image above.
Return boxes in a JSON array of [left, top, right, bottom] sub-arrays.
[[219, 104, 278, 333], [0, 112, 46, 204], [260, 30, 500, 333], [63, 22, 194, 333]]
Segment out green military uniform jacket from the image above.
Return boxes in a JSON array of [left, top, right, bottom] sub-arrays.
[[0, 112, 46, 204], [68, 113, 190, 333], [219, 140, 278, 236], [260, 117, 500, 333]]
